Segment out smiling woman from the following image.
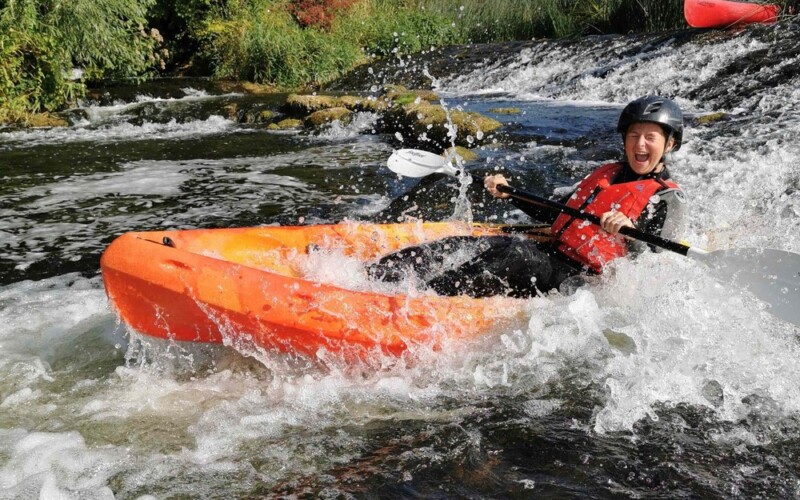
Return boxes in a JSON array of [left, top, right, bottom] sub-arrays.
[[624, 122, 674, 175], [372, 96, 688, 298]]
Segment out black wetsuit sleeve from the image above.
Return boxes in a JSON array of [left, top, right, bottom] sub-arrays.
[[510, 191, 572, 225], [629, 188, 688, 253]]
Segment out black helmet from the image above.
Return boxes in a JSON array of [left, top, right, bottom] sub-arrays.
[[617, 96, 684, 151]]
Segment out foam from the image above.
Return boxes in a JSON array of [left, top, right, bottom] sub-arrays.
[[1, 27, 799, 496], [0, 115, 237, 149], [0, 429, 120, 499]]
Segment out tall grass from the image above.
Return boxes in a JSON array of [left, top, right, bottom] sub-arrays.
[[420, 0, 685, 42], [198, 0, 688, 89], [198, 0, 459, 87], [204, 3, 364, 86]]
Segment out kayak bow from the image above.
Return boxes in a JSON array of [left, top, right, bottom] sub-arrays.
[[684, 0, 779, 28], [101, 222, 545, 357]]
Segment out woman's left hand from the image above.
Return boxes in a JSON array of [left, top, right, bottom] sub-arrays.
[[600, 211, 634, 235]]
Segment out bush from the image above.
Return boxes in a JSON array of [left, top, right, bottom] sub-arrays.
[[0, 0, 159, 120], [149, 0, 217, 69], [355, 9, 459, 58], [203, 4, 363, 87], [288, 0, 358, 30]]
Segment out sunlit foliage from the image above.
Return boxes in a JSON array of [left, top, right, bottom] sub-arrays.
[[0, 0, 159, 123]]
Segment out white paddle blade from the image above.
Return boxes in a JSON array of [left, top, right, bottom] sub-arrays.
[[695, 247, 800, 327], [387, 149, 458, 178]]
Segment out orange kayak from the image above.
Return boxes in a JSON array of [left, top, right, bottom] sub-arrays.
[[684, 0, 779, 28], [101, 222, 549, 357]]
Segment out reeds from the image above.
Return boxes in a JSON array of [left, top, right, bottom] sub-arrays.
[[419, 0, 685, 41], [203, 0, 689, 88]]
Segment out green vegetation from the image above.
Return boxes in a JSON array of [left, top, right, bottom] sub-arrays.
[[141, 0, 690, 88], [423, 0, 686, 40], [2, 0, 795, 125], [0, 0, 159, 124], [201, 1, 364, 86]]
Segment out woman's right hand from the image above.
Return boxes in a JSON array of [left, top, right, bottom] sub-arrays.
[[484, 174, 510, 199]]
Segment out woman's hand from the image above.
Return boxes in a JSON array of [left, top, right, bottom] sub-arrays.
[[600, 210, 634, 235], [484, 174, 510, 199]]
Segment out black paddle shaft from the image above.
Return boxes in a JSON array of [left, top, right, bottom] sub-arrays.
[[464, 173, 691, 256]]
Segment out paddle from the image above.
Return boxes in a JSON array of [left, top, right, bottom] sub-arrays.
[[387, 148, 800, 327]]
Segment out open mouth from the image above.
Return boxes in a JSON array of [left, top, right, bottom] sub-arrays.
[[634, 153, 650, 163]]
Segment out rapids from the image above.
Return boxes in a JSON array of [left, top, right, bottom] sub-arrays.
[[1, 19, 799, 498]]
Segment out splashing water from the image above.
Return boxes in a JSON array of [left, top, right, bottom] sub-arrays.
[[2, 22, 800, 497]]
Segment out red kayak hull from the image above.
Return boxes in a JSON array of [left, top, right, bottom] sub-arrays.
[[101, 222, 546, 358], [684, 0, 779, 28]]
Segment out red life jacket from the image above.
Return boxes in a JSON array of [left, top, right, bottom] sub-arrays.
[[552, 162, 680, 272]]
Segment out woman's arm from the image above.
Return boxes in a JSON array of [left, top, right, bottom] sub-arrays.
[[628, 188, 688, 253]]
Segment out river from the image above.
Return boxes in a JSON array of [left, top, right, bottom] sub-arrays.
[[1, 20, 799, 499]]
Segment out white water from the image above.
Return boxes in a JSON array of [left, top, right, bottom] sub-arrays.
[[0, 115, 240, 150], [431, 31, 800, 433], [1, 29, 800, 497]]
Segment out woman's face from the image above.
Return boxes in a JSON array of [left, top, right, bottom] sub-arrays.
[[624, 122, 675, 175]]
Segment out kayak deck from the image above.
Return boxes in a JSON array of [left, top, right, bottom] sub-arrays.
[[101, 221, 549, 357]]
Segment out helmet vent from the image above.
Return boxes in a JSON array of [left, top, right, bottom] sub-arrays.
[[643, 102, 663, 114]]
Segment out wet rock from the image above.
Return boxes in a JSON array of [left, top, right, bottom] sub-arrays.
[[284, 94, 339, 116], [691, 112, 729, 127], [274, 89, 499, 145], [489, 107, 522, 115], [328, 17, 800, 118], [337, 95, 389, 113], [268, 118, 304, 130], [445, 146, 479, 162], [602, 329, 637, 355], [233, 82, 279, 95], [685, 20, 800, 111], [228, 102, 279, 124], [222, 103, 239, 120], [702, 380, 724, 407], [384, 87, 440, 105], [58, 108, 90, 125], [305, 107, 352, 127], [381, 102, 502, 149], [238, 106, 278, 124], [26, 113, 69, 128]]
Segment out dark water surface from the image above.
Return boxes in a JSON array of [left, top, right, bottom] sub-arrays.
[[1, 20, 799, 499]]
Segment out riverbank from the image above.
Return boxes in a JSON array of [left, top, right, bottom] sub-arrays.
[[5, 0, 798, 128], [2, 0, 690, 126]]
